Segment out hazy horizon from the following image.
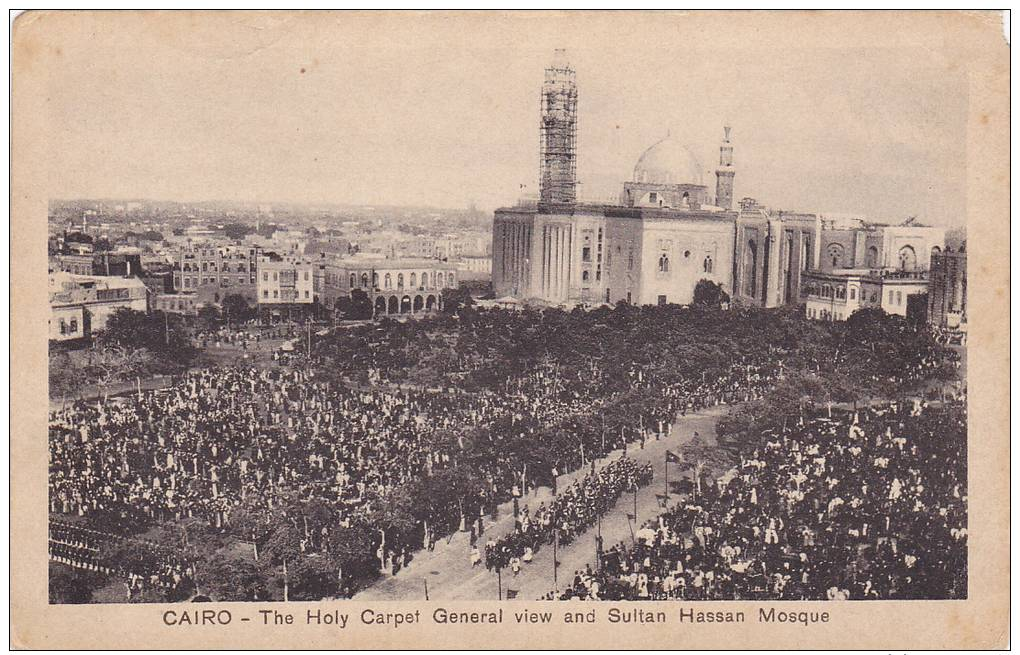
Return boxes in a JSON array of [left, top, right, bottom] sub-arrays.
[[33, 12, 969, 226]]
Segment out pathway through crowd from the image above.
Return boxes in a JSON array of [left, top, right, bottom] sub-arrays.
[[355, 405, 728, 601]]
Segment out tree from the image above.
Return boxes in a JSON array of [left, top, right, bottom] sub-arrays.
[[442, 286, 474, 315], [693, 279, 730, 308], [344, 289, 374, 320], [256, 222, 278, 238], [49, 347, 84, 400], [223, 223, 254, 241], [196, 305, 222, 331], [85, 343, 155, 394], [49, 563, 101, 604], [99, 308, 196, 369], [680, 432, 733, 496], [193, 552, 270, 602], [222, 294, 255, 324]]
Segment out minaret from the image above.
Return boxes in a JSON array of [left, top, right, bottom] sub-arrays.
[[715, 125, 735, 210], [539, 49, 578, 205]]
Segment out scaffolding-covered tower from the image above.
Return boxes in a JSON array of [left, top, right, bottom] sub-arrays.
[[539, 50, 578, 205]]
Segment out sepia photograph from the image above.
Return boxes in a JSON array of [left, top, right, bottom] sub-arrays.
[[11, 9, 1009, 650]]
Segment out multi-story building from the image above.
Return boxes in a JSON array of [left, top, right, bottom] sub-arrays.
[[314, 256, 458, 317], [800, 269, 929, 322], [257, 254, 315, 322], [493, 52, 947, 314], [48, 273, 149, 341], [173, 244, 261, 304], [928, 245, 967, 332], [49, 252, 144, 277]]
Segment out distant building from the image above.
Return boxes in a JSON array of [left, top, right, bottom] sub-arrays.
[[455, 255, 493, 281], [800, 269, 929, 322], [154, 292, 200, 316], [50, 254, 94, 276], [257, 254, 315, 322], [314, 256, 458, 317], [173, 244, 261, 305], [50, 252, 144, 277], [48, 273, 149, 341], [928, 245, 967, 332], [493, 52, 946, 313]]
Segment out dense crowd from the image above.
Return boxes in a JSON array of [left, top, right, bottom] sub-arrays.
[[556, 399, 967, 600], [483, 458, 653, 572], [48, 304, 961, 601], [48, 520, 189, 601]]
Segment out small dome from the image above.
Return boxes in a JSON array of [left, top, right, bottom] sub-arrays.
[[633, 135, 704, 186]]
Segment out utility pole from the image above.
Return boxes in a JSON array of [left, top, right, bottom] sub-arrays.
[[552, 526, 558, 592], [164, 312, 169, 345]]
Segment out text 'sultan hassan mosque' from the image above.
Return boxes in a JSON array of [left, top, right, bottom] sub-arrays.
[[492, 51, 945, 311]]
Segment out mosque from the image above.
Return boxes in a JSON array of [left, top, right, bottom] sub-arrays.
[[491, 51, 944, 312]]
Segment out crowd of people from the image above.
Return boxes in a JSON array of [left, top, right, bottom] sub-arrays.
[[482, 457, 653, 573], [48, 520, 189, 601], [48, 303, 962, 601], [556, 398, 968, 600]]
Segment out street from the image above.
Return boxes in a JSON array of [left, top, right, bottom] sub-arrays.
[[355, 405, 728, 601]]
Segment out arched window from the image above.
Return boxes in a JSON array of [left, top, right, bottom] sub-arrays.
[[349, 273, 356, 288], [681, 191, 690, 207], [658, 254, 670, 273], [362, 273, 370, 288], [745, 240, 758, 297], [431, 272, 437, 287], [703, 256, 713, 273], [898, 245, 917, 271], [582, 270, 590, 283], [384, 273, 392, 289], [866, 245, 879, 268], [826, 243, 845, 269], [421, 271, 429, 288], [397, 273, 404, 288], [410, 273, 417, 288], [684, 250, 691, 259], [447, 272, 455, 287]]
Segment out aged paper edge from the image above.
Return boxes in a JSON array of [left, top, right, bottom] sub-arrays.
[[9, 10, 1010, 650]]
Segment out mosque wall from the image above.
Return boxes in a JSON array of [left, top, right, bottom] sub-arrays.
[[636, 216, 735, 306], [492, 208, 536, 299], [604, 216, 643, 306]]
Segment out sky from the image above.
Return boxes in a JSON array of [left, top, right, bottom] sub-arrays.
[[30, 12, 969, 225]]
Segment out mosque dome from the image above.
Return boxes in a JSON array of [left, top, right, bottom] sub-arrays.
[[632, 135, 705, 186]]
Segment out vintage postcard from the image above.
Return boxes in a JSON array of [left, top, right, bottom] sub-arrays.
[[10, 10, 1010, 649]]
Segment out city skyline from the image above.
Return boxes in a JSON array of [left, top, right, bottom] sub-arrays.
[[36, 12, 968, 224]]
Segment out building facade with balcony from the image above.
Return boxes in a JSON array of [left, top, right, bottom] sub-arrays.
[[173, 244, 261, 305], [256, 255, 315, 322], [800, 269, 930, 322]]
